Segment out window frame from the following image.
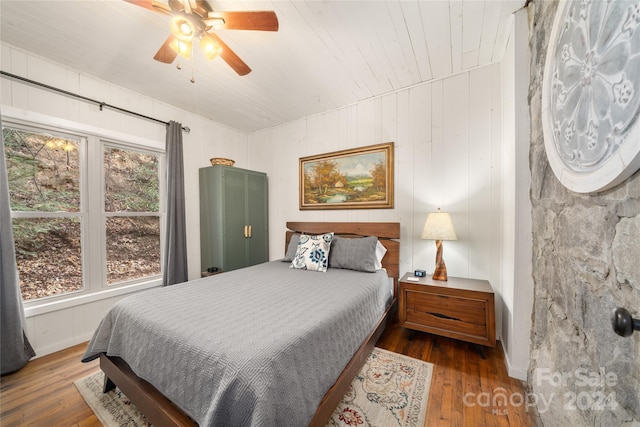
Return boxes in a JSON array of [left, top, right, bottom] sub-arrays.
[[101, 141, 165, 287], [2, 106, 166, 317]]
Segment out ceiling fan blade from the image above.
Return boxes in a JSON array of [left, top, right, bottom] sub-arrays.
[[123, 0, 172, 16], [204, 11, 279, 31], [153, 34, 178, 63], [207, 33, 252, 76]]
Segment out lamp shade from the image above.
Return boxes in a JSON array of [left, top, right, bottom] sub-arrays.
[[170, 15, 196, 42], [200, 34, 222, 60], [169, 39, 192, 59], [421, 211, 457, 241]]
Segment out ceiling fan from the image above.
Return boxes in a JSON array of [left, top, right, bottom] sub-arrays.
[[124, 0, 279, 76]]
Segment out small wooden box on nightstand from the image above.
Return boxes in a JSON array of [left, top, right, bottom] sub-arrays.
[[398, 273, 496, 347]]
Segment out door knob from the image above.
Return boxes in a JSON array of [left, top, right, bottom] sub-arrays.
[[612, 307, 640, 337]]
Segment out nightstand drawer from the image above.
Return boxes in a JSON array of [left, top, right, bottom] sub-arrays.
[[398, 273, 496, 347], [405, 291, 487, 338]]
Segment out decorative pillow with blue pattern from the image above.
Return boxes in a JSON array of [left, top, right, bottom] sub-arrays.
[[290, 232, 334, 272]]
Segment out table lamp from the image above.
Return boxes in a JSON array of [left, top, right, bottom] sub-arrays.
[[421, 208, 457, 281]]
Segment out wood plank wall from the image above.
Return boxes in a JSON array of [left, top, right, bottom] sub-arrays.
[[248, 64, 503, 303]]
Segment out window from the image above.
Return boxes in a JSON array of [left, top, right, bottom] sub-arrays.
[[3, 126, 83, 300], [104, 146, 162, 285], [3, 118, 165, 304]]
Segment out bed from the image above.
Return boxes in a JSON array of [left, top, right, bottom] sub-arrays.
[[82, 221, 400, 427]]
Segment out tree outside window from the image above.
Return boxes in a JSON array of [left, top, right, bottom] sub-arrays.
[[3, 124, 164, 302]]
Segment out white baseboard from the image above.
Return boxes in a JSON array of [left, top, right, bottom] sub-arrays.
[[500, 340, 528, 381], [32, 333, 93, 360]]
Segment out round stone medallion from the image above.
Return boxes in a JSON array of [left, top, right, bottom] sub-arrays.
[[541, 0, 640, 193]]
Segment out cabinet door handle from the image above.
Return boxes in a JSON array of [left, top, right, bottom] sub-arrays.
[[244, 225, 248, 238], [248, 225, 252, 238]]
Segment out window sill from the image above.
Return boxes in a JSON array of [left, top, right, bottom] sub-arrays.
[[24, 279, 163, 318]]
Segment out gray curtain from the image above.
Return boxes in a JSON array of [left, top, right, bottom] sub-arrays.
[[1, 110, 35, 374], [162, 121, 188, 286]]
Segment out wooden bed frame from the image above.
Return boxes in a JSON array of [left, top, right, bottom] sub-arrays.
[[100, 221, 400, 427]]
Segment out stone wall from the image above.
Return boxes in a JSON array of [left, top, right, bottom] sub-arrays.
[[528, 1, 640, 426]]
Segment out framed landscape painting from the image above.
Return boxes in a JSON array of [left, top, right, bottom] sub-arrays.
[[299, 142, 394, 210]]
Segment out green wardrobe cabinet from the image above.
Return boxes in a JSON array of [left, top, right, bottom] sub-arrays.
[[199, 165, 269, 273]]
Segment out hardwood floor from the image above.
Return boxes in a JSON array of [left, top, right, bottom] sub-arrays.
[[377, 322, 539, 427], [0, 322, 539, 427], [0, 343, 100, 426]]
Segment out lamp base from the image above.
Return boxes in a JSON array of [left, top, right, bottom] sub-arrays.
[[432, 240, 448, 281], [432, 266, 448, 281]]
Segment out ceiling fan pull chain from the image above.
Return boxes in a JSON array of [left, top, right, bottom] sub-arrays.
[[190, 54, 196, 83], [123, 0, 278, 76]]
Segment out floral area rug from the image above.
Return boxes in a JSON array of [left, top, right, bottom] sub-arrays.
[[74, 347, 432, 427], [74, 370, 153, 427]]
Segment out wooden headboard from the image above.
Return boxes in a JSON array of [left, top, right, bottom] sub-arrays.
[[285, 221, 401, 285]]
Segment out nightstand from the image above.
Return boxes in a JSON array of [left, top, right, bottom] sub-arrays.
[[398, 273, 496, 349]]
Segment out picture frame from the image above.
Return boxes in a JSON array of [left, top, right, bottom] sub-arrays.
[[299, 142, 394, 210]]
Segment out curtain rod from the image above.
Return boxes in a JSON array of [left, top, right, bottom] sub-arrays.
[[0, 71, 190, 133]]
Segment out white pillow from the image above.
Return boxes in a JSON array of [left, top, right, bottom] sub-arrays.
[[290, 233, 334, 272], [374, 241, 387, 270]]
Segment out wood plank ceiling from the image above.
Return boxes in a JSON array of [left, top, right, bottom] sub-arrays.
[[0, 0, 524, 132]]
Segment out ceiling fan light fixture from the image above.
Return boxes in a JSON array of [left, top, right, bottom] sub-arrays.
[[200, 34, 222, 60], [127, 0, 278, 75], [169, 38, 192, 59], [170, 15, 196, 42]]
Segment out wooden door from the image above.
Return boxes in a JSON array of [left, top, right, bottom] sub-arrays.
[[221, 167, 248, 271], [246, 171, 269, 266]]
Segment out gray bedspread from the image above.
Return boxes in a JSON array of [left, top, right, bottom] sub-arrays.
[[82, 261, 392, 426]]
